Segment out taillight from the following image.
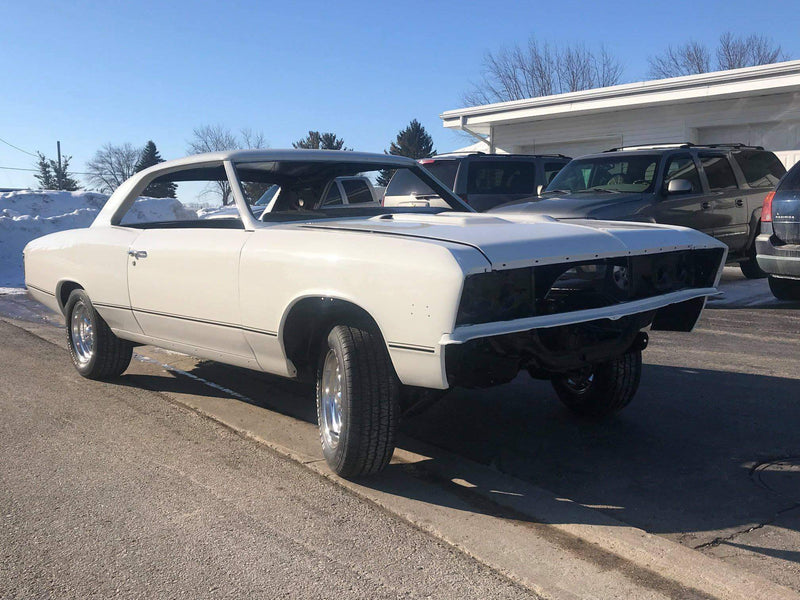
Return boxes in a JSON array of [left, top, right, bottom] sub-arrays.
[[419, 159, 435, 165], [762, 191, 775, 222]]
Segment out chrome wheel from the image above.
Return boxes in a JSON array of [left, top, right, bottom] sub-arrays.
[[319, 349, 344, 450], [70, 300, 94, 366]]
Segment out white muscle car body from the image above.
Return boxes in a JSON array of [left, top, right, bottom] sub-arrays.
[[24, 150, 727, 477]]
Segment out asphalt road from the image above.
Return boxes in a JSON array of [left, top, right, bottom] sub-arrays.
[[0, 320, 532, 600], [1, 269, 799, 596]]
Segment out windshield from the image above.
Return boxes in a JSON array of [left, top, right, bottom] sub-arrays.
[[234, 160, 469, 220], [546, 155, 660, 194]]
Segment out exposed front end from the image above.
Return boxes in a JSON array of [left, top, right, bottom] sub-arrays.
[[442, 247, 724, 388]]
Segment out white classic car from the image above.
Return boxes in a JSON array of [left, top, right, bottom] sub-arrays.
[[24, 150, 727, 477]]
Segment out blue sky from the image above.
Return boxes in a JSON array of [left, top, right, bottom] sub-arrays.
[[1, 0, 798, 189]]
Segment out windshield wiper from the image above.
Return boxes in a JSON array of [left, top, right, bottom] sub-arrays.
[[541, 189, 571, 195], [573, 187, 620, 194]]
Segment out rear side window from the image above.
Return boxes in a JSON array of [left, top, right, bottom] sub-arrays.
[[420, 160, 459, 189], [467, 161, 536, 195], [699, 154, 738, 190], [778, 163, 800, 192], [341, 179, 373, 204], [664, 154, 701, 193], [732, 151, 786, 188], [544, 161, 567, 185]]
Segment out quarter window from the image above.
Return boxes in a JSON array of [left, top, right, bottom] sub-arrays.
[[732, 151, 786, 188], [699, 154, 738, 190]]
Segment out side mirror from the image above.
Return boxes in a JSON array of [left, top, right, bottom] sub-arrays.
[[666, 179, 693, 194]]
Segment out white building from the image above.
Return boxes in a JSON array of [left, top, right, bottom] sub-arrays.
[[441, 60, 800, 168]]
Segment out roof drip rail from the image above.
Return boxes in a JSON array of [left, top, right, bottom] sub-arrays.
[[603, 143, 695, 152], [603, 142, 766, 153], [702, 143, 765, 150]]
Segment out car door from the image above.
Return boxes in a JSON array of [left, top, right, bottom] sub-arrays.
[[698, 152, 748, 251], [122, 171, 256, 365], [652, 153, 715, 235]]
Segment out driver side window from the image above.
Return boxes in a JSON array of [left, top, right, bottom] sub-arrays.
[[663, 155, 701, 193]]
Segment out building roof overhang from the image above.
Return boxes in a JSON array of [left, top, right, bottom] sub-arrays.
[[441, 60, 800, 136]]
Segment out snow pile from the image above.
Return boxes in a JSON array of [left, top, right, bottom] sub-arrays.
[[0, 190, 194, 288]]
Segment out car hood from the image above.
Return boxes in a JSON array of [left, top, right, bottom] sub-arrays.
[[491, 192, 643, 219], [292, 212, 722, 270]]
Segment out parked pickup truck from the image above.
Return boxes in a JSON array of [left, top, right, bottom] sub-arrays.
[[24, 150, 726, 478], [493, 143, 785, 278]]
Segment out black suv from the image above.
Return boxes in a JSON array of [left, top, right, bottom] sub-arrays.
[[382, 152, 570, 212], [756, 160, 800, 299], [492, 143, 786, 278]]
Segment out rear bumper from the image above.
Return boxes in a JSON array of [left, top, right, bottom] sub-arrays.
[[756, 234, 800, 279]]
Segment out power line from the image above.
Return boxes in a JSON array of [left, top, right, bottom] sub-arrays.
[[0, 136, 38, 157], [0, 165, 91, 175]]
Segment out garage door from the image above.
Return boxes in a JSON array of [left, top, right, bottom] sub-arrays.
[[518, 137, 623, 159]]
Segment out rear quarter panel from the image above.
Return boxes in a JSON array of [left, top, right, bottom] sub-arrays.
[[24, 227, 142, 332]]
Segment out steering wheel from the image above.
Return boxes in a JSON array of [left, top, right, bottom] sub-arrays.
[[607, 174, 625, 185]]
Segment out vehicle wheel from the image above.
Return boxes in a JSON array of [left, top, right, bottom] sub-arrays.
[[65, 289, 133, 380], [740, 241, 767, 279], [768, 276, 800, 301], [551, 350, 642, 418], [316, 324, 399, 478]]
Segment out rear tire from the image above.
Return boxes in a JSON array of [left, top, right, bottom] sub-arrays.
[[316, 324, 399, 478], [740, 239, 767, 279], [552, 350, 642, 418], [65, 289, 133, 380], [768, 276, 800, 301]]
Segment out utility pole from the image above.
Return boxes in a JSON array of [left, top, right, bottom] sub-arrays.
[[56, 141, 62, 190]]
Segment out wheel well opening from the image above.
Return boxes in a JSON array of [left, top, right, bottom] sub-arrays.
[[58, 281, 83, 313], [282, 297, 382, 382]]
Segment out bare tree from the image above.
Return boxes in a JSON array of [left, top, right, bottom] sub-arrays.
[[649, 33, 788, 79], [85, 143, 141, 193], [463, 37, 623, 106], [186, 125, 268, 204], [717, 33, 787, 70]]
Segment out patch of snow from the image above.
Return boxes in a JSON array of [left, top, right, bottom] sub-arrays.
[[0, 189, 195, 287]]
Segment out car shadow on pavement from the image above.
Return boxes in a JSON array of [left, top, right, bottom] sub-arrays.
[[118, 350, 800, 567], [394, 364, 800, 557]]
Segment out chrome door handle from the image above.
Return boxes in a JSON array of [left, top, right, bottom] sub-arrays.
[[701, 202, 711, 210], [128, 250, 148, 259]]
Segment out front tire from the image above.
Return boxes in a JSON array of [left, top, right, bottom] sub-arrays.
[[551, 350, 642, 418], [768, 276, 800, 301], [65, 289, 133, 379], [316, 324, 399, 478]]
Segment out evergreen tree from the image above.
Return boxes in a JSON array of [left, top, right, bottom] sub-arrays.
[[293, 131, 349, 150], [34, 152, 79, 190], [34, 152, 56, 189], [135, 141, 177, 197], [377, 119, 436, 186]]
